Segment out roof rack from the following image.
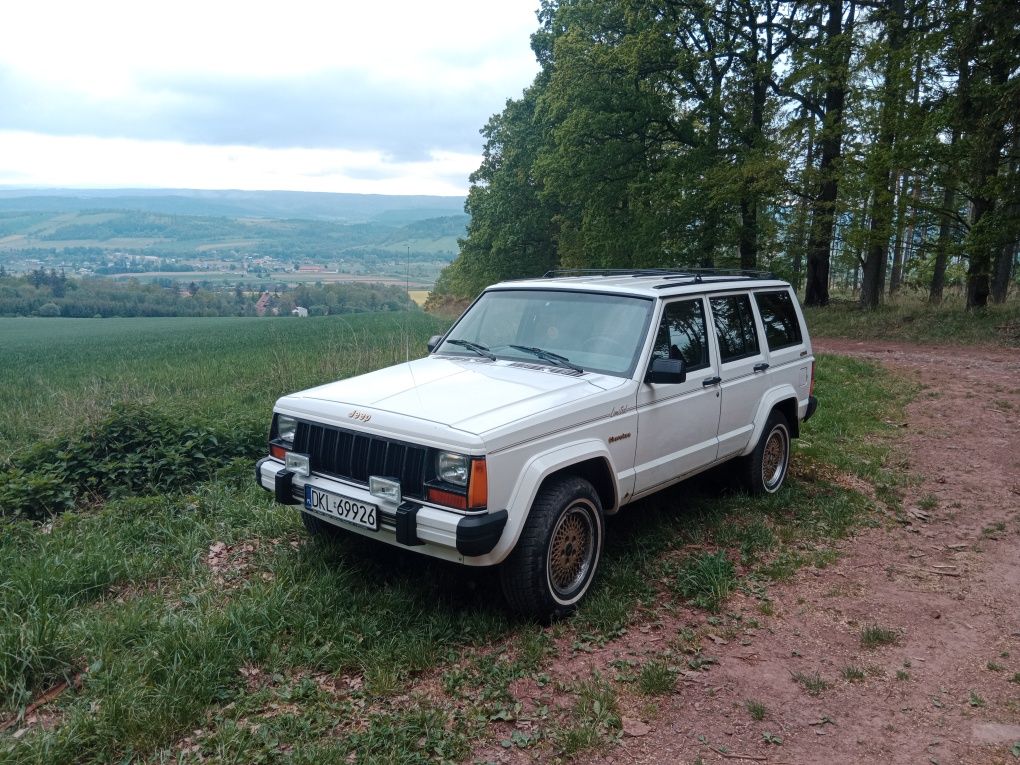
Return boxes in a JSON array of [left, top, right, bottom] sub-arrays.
[[541, 267, 777, 283]]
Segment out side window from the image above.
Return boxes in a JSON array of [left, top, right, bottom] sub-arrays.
[[709, 294, 761, 363], [755, 290, 803, 350], [651, 298, 710, 372]]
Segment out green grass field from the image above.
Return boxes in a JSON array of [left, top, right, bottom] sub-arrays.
[[0, 314, 446, 458], [0, 313, 913, 763]]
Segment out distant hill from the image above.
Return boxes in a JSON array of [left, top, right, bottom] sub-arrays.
[[0, 188, 466, 224]]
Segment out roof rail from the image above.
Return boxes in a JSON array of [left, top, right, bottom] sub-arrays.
[[541, 267, 777, 283]]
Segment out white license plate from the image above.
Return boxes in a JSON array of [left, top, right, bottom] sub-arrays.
[[304, 485, 379, 531]]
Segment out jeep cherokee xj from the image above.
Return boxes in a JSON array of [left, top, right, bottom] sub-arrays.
[[256, 270, 818, 619]]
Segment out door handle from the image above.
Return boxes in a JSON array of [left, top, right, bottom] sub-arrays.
[[702, 376, 722, 387], [753, 363, 770, 373]]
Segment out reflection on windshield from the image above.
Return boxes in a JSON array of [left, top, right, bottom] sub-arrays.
[[438, 289, 653, 377]]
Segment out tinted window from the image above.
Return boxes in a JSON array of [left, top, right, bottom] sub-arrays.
[[755, 291, 803, 350], [709, 294, 761, 363], [651, 299, 710, 372]]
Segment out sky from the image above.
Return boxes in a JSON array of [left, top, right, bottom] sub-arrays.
[[0, 0, 542, 196]]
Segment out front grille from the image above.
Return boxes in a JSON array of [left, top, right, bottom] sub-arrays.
[[293, 422, 428, 499]]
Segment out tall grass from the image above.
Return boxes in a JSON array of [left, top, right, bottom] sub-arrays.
[[803, 290, 1020, 347], [0, 313, 446, 457]]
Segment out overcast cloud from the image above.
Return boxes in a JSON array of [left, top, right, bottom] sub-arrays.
[[0, 0, 541, 195]]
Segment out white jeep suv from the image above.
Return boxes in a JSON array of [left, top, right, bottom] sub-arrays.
[[257, 270, 818, 619]]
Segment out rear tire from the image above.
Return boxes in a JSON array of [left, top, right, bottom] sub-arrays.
[[743, 410, 791, 494], [302, 510, 343, 539], [500, 476, 604, 622]]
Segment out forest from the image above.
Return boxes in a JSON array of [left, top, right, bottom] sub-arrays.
[[432, 0, 1018, 309]]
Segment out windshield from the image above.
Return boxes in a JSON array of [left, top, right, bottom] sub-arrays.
[[436, 289, 654, 377]]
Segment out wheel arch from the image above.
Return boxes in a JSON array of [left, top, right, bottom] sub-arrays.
[[740, 386, 801, 457], [485, 440, 619, 566], [542, 457, 616, 517]]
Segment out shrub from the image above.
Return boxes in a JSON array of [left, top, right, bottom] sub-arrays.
[[1, 407, 264, 521]]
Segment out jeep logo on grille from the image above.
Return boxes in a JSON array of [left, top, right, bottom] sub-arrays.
[[348, 410, 372, 422]]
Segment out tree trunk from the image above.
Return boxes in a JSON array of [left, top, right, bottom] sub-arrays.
[[739, 195, 757, 270], [859, 0, 905, 309], [930, 123, 960, 303], [804, 0, 856, 307], [991, 238, 1017, 303], [889, 172, 910, 293]]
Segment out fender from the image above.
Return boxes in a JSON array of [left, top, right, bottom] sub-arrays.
[[483, 439, 618, 564], [740, 384, 801, 457]]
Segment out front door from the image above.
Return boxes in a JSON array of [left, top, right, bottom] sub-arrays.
[[633, 297, 722, 496]]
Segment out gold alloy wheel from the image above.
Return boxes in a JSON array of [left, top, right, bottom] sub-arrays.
[[761, 425, 789, 490], [547, 504, 596, 598]]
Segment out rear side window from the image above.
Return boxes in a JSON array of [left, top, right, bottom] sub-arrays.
[[709, 294, 761, 363], [651, 298, 710, 372], [755, 291, 803, 350]]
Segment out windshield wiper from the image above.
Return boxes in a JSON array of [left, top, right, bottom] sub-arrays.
[[445, 339, 496, 360], [508, 345, 583, 373]]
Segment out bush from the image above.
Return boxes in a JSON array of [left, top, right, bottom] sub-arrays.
[[0, 407, 264, 521], [37, 302, 60, 317]]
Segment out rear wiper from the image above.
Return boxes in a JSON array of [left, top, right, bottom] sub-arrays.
[[509, 345, 583, 373], [445, 339, 496, 360]]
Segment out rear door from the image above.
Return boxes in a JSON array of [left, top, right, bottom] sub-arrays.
[[708, 292, 768, 459], [633, 296, 722, 496], [753, 288, 812, 405]]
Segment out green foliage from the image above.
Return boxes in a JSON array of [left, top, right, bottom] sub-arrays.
[[434, 0, 1019, 313], [0, 407, 263, 520]]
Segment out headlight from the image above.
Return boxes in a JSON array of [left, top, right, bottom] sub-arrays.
[[276, 415, 297, 444], [436, 451, 469, 486]]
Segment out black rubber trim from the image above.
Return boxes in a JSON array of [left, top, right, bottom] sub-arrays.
[[804, 395, 819, 423], [256, 457, 273, 491], [456, 509, 508, 556], [395, 501, 424, 546], [275, 469, 299, 505]]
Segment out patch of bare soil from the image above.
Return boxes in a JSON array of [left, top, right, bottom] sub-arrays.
[[483, 340, 1020, 765]]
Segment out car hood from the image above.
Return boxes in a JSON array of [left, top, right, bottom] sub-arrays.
[[279, 356, 621, 436]]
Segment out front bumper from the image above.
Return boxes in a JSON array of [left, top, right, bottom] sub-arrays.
[[803, 395, 819, 423], [255, 457, 507, 562]]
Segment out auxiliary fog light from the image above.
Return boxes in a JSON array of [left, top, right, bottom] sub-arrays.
[[285, 452, 310, 477], [369, 476, 402, 505]]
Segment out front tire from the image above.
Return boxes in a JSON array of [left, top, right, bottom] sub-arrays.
[[744, 410, 791, 494], [500, 476, 604, 621]]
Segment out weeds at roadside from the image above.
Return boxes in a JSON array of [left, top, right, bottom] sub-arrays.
[[637, 659, 676, 696], [860, 625, 900, 649], [745, 699, 767, 721], [841, 665, 866, 682], [792, 670, 831, 696]]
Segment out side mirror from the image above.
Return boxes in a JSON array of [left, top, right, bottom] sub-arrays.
[[645, 357, 686, 385], [427, 335, 443, 353]]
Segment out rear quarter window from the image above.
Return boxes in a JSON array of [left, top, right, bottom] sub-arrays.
[[755, 290, 803, 350]]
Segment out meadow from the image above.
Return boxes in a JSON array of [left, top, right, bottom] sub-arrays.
[[1, 313, 912, 763]]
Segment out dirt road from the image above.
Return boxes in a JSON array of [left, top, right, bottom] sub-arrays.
[[577, 340, 1020, 765]]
